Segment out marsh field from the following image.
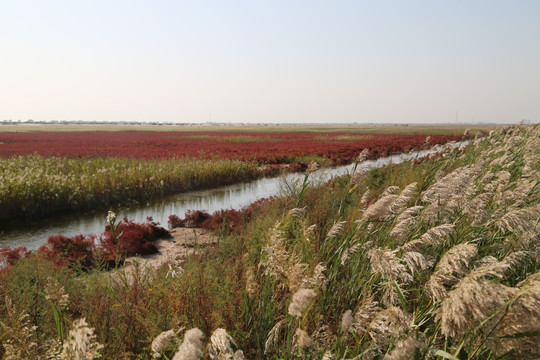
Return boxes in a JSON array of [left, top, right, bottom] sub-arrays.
[[1, 123, 539, 360]]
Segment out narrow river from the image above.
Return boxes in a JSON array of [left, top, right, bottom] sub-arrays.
[[0, 145, 456, 250]]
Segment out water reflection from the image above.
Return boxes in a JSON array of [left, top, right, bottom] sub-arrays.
[[0, 144, 458, 250]]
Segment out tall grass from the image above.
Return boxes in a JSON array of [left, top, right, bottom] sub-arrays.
[[0, 124, 538, 359], [0, 155, 259, 220]]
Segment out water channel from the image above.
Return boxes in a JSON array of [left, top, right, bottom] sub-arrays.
[[0, 145, 456, 250]]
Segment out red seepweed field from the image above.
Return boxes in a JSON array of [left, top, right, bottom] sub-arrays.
[[0, 131, 462, 163]]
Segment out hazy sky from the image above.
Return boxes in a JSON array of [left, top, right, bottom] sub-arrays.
[[1, 1, 539, 124]]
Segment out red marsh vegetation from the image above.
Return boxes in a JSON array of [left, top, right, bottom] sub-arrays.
[[0, 131, 461, 164]]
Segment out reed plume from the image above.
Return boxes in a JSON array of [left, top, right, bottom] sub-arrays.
[[381, 186, 400, 197], [426, 243, 477, 301], [287, 207, 306, 218], [367, 306, 411, 347], [368, 247, 411, 306], [487, 271, 540, 358], [364, 195, 400, 220], [436, 263, 515, 338], [326, 221, 347, 239], [151, 329, 176, 359], [292, 328, 313, 353], [0, 297, 39, 360], [301, 263, 328, 290], [351, 293, 381, 334], [208, 328, 240, 360], [340, 310, 354, 334], [401, 223, 455, 252], [172, 328, 204, 360], [264, 319, 286, 354], [288, 288, 316, 318], [45, 277, 69, 311], [61, 318, 103, 360], [383, 335, 426, 360], [340, 243, 361, 266]]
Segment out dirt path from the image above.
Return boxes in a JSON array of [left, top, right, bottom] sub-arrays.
[[114, 228, 218, 281]]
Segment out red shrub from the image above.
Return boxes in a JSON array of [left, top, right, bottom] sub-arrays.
[[0, 246, 31, 266], [169, 196, 274, 232], [100, 217, 170, 261], [38, 234, 96, 267], [168, 210, 211, 228]]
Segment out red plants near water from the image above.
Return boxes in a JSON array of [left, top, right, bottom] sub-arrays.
[[0, 131, 461, 164], [169, 197, 274, 232], [101, 217, 171, 261], [35, 218, 170, 268], [0, 246, 31, 266], [38, 234, 97, 267]]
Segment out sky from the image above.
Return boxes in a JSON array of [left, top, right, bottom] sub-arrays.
[[1, 1, 539, 124]]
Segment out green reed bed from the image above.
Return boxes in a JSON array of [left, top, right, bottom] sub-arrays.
[[0, 155, 259, 220], [0, 125, 538, 359]]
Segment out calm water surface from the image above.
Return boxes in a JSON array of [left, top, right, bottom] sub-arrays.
[[0, 146, 455, 250]]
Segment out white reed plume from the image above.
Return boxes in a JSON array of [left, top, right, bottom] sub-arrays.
[[151, 329, 176, 359], [436, 264, 516, 338], [244, 266, 258, 297], [390, 206, 424, 241], [259, 223, 290, 286], [476, 256, 498, 267], [292, 328, 313, 353], [106, 210, 116, 224], [364, 195, 400, 220], [301, 263, 328, 290], [264, 319, 286, 354], [45, 277, 69, 311], [321, 351, 334, 360], [420, 167, 475, 220], [166, 257, 185, 279], [395, 206, 424, 225], [208, 328, 237, 360], [360, 189, 372, 207], [340, 243, 362, 266], [368, 248, 412, 284], [287, 207, 306, 218], [496, 206, 540, 236], [463, 193, 492, 225], [288, 288, 316, 318], [390, 217, 417, 242], [488, 271, 540, 358], [340, 310, 354, 334], [302, 223, 317, 242], [287, 263, 308, 293], [310, 324, 336, 352], [61, 318, 103, 360], [307, 161, 320, 173], [388, 183, 418, 215], [326, 221, 347, 239], [381, 186, 400, 198], [0, 297, 39, 359], [401, 224, 455, 252], [352, 293, 381, 334], [383, 335, 426, 360], [402, 251, 432, 276], [172, 328, 204, 360], [356, 148, 370, 163], [368, 307, 411, 346], [350, 166, 370, 185], [425, 244, 477, 302], [368, 247, 412, 306]]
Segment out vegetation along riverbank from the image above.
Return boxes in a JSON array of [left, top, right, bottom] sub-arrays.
[[1, 124, 537, 359], [0, 129, 465, 221]]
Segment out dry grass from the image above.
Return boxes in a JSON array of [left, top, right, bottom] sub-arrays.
[[0, 122, 497, 135]]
